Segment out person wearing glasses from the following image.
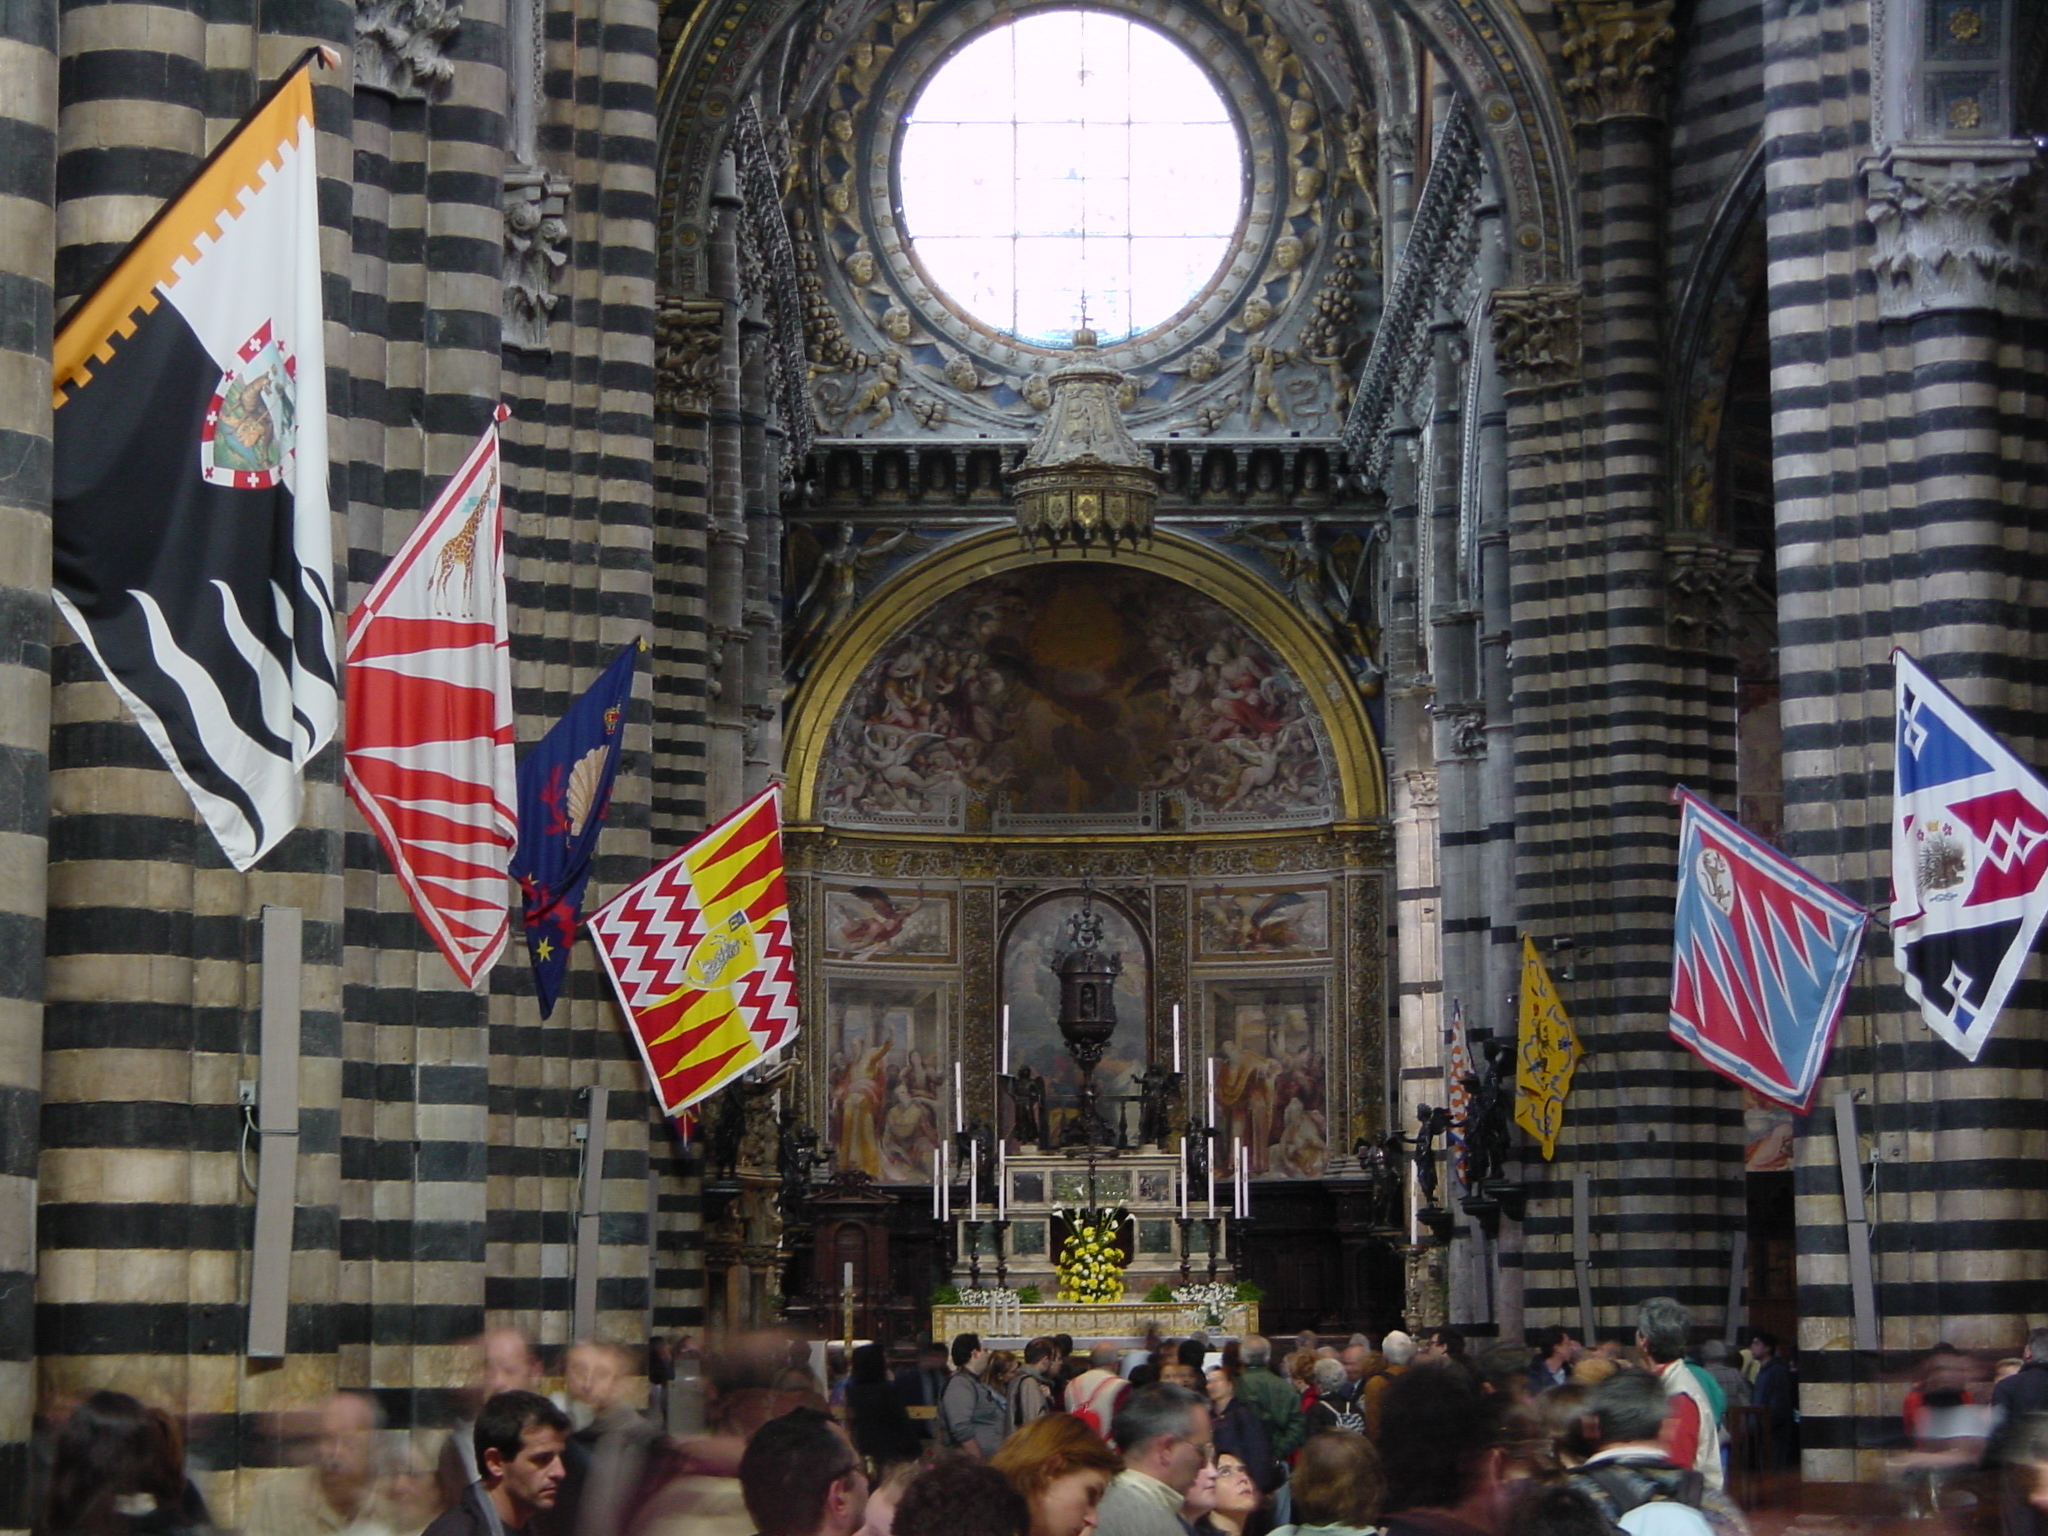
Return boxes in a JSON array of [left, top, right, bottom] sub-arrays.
[[738, 1408, 869, 1536], [1097, 1385, 1217, 1536]]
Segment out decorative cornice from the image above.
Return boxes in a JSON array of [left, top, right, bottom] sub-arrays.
[[734, 100, 815, 467], [1488, 284, 1582, 388], [1866, 143, 2048, 320], [354, 0, 460, 98], [1342, 96, 1485, 483], [503, 167, 570, 354], [655, 298, 725, 415], [1556, 1, 1676, 124]]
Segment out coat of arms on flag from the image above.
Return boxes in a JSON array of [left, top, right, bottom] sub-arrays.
[[586, 787, 800, 1118], [1669, 788, 1866, 1110], [510, 642, 639, 1016], [1514, 935, 1580, 1160], [345, 411, 518, 990], [1892, 650, 2048, 1060], [51, 50, 340, 870]]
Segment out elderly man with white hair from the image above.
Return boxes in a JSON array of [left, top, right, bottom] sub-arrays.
[[1305, 1357, 1365, 1434], [1362, 1330, 1414, 1442]]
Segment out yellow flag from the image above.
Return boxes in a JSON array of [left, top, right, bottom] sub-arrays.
[[1515, 934, 1582, 1159]]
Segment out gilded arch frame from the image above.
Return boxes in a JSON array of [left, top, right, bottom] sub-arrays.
[[781, 527, 1388, 825]]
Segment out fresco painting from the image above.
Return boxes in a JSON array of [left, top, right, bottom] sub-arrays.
[[1197, 883, 1331, 956], [822, 883, 954, 961], [819, 566, 1333, 823], [1207, 978, 1328, 1179], [825, 976, 950, 1183], [1001, 895, 1150, 1143]]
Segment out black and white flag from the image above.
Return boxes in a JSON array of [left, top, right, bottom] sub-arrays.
[[51, 51, 338, 869]]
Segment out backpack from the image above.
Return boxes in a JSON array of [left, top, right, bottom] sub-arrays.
[[1069, 1374, 1129, 1439], [1574, 1463, 1739, 1536]]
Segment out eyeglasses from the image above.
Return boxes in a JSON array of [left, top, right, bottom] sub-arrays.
[[1177, 1437, 1217, 1464]]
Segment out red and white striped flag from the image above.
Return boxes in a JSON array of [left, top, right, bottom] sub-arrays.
[[345, 409, 518, 988]]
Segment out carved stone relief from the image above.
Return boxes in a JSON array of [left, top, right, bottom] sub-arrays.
[[355, 0, 460, 98], [655, 298, 725, 415], [1488, 284, 1582, 388], [1866, 149, 2048, 320], [504, 167, 571, 353], [1556, 1, 1676, 123]]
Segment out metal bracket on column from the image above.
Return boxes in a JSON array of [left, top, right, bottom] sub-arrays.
[[573, 1085, 610, 1339], [1572, 1171, 1594, 1341], [249, 906, 303, 1358], [1833, 1091, 1879, 1351]]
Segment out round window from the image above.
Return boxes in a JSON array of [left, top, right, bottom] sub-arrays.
[[896, 10, 1246, 348]]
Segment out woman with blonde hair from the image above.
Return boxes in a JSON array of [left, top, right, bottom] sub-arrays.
[[990, 1412, 1126, 1536], [1268, 1432, 1382, 1536]]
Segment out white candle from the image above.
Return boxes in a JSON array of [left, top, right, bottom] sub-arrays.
[[843, 1260, 853, 1291], [1179, 1138, 1189, 1218], [954, 1061, 964, 1124], [941, 1142, 951, 1221], [997, 1144, 1007, 1220], [1206, 1057, 1216, 1128], [1172, 1005, 1181, 1073], [970, 1137, 980, 1222], [1233, 1138, 1244, 1218], [1001, 1006, 1011, 1076], [1205, 1133, 1216, 1219]]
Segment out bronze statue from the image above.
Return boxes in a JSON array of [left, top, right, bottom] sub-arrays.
[[1011, 1065, 1046, 1149], [1412, 1104, 1451, 1205]]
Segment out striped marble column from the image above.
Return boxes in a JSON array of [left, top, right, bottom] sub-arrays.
[[0, 0, 54, 1517]]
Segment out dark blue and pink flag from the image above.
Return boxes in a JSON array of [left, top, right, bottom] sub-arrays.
[[510, 643, 639, 1015], [1669, 788, 1867, 1111]]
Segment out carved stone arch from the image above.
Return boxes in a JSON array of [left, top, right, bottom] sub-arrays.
[[1668, 141, 1765, 537], [1372, 0, 1579, 285], [781, 528, 1387, 823]]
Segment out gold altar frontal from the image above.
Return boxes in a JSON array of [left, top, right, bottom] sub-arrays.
[[933, 1300, 1261, 1349]]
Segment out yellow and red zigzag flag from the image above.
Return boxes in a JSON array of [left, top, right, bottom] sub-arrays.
[[586, 787, 800, 1118], [344, 409, 518, 989]]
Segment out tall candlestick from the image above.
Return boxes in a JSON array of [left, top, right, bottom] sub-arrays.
[[932, 1149, 940, 1219], [1179, 1138, 1189, 1218], [969, 1136, 980, 1222], [1171, 1005, 1182, 1073], [1001, 1006, 1011, 1077]]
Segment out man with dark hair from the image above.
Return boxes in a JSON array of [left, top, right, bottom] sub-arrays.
[[1012, 1337, 1059, 1427], [1097, 1384, 1214, 1536], [738, 1407, 868, 1536], [893, 1458, 1030, 1536], [1527, 1327, 1580, 1394], [1234, 1336, 1307, 1459], [940, 1331, 1009, 1458], [1375, 1360, 1506, 1536], [423, 1391, 571, 1536], [1637, 1297, 1720, 1490], [1563, 1368, 1745, 1536], [1421, 1326, 1466, 1363], [1986, 1328, 2048, 1536], [1746, 1332, 1793, 1472]]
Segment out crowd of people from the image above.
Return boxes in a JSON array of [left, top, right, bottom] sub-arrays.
[[35, 1309, 2048, 1536]]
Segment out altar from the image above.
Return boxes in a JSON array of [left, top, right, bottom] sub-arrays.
[[932, 1299, 1261, 1348]]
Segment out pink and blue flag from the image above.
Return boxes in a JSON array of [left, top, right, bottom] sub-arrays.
[[1669, 788, 1867, 1111], [1892, 650, 2048, 1060]]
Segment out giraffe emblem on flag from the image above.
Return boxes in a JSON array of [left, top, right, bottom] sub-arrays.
[[1670, 788, 1866, 1110], [1892, 650, 2048, 1060]]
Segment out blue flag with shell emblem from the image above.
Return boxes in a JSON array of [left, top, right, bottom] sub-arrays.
[[510, 643, 638, 1015]]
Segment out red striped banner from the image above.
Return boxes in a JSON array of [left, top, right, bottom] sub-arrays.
[[344, 408, 518, 988]]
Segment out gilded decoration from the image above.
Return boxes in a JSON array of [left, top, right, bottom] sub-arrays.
[[814, 565, 1337, 828], [784, 529, 1384, 824], [1001, 892, 1152, 1144], [783, 0, 1381, 440]]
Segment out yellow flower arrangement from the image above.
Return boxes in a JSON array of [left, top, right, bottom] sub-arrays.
[[1055, 1205, 1129, 1303]]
